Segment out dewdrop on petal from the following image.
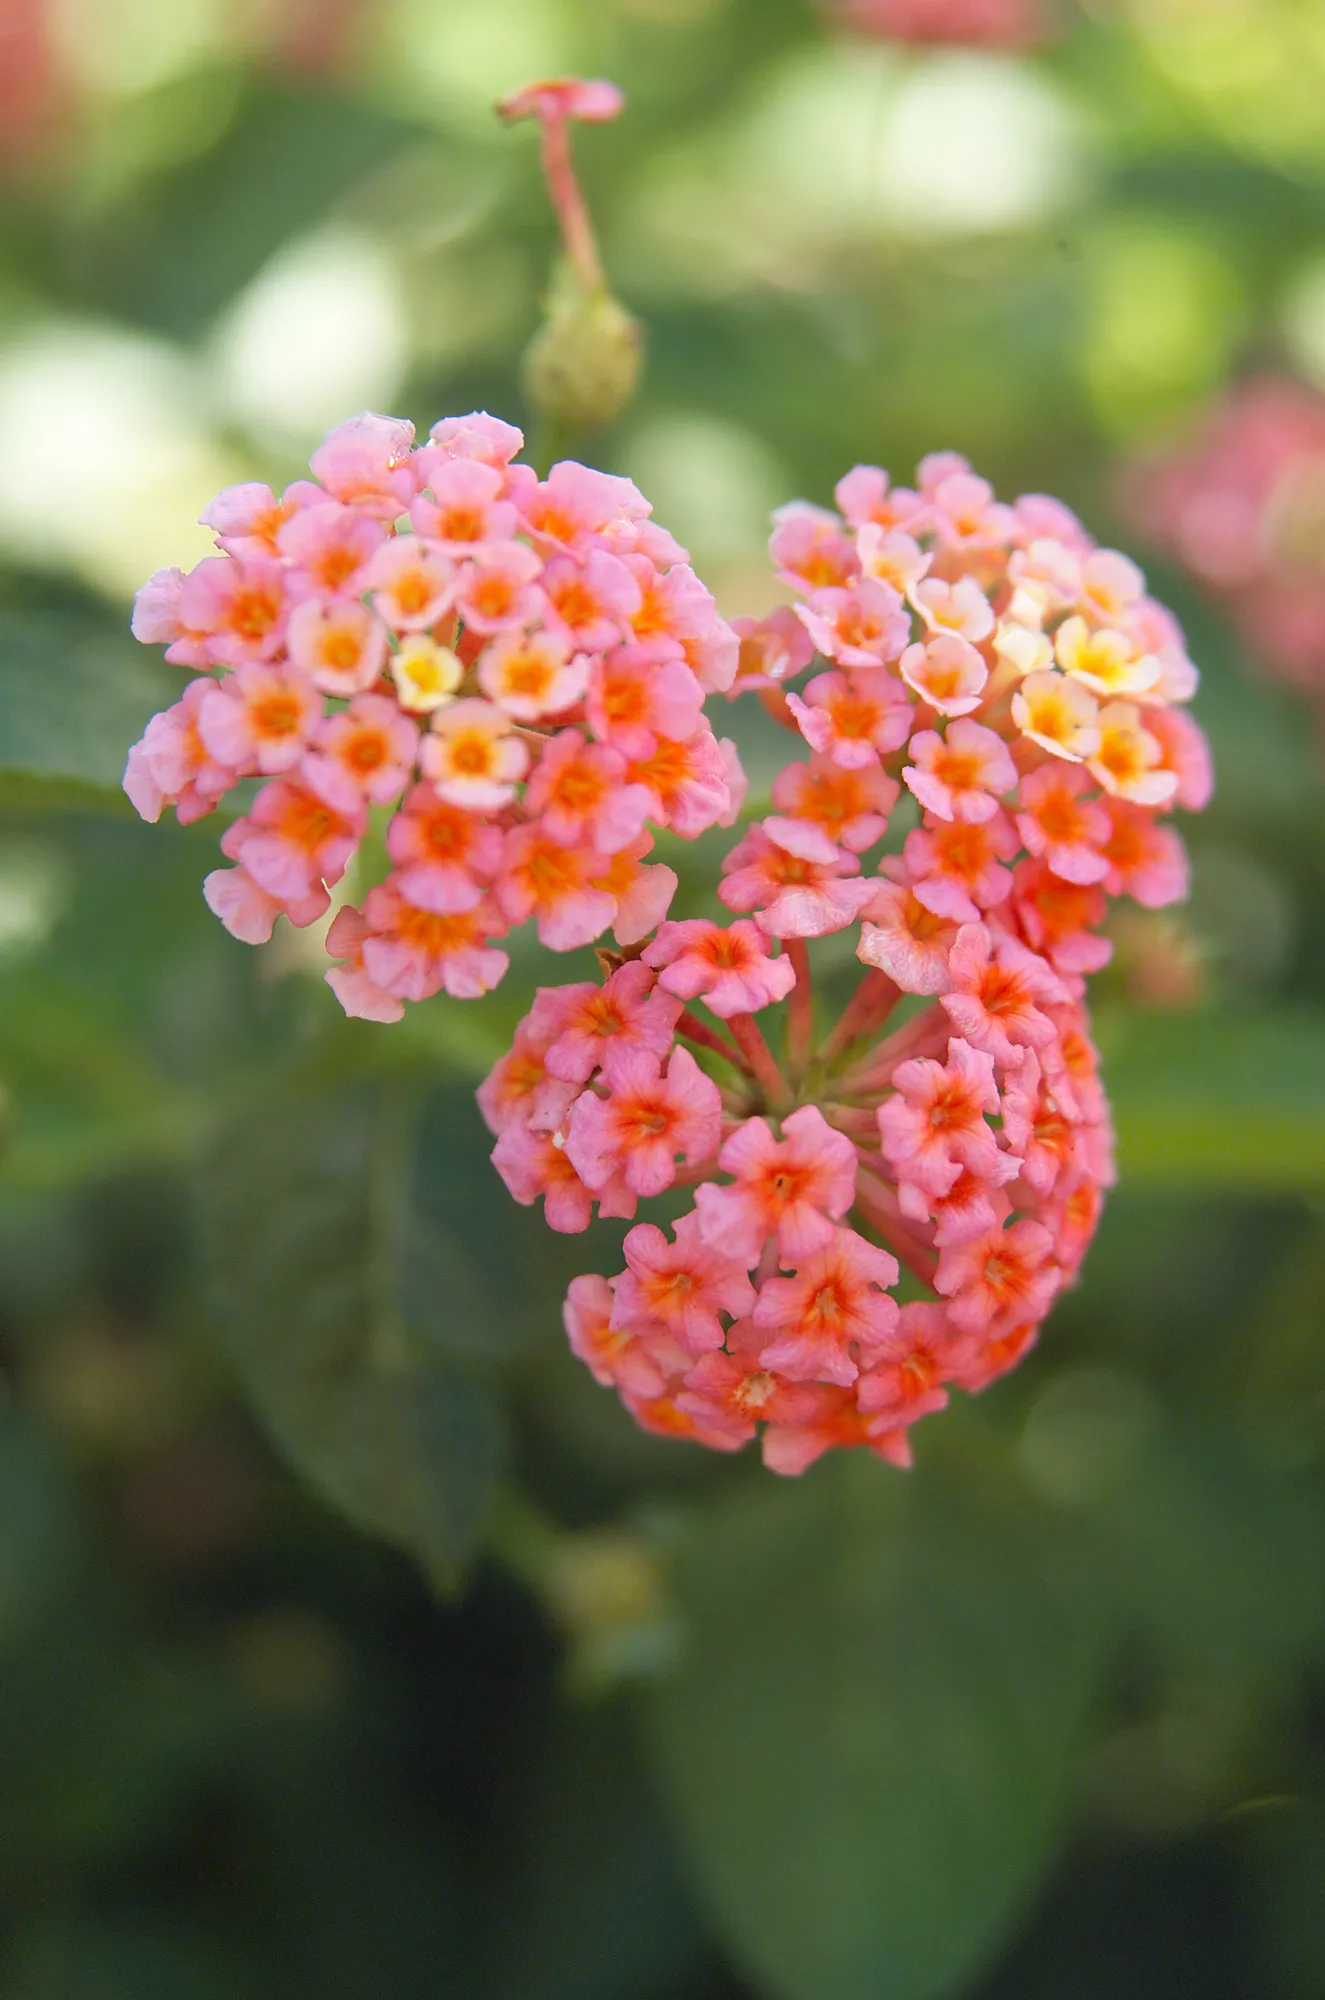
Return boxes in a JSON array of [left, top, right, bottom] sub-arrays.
[[482, 450, 1212, 1475]]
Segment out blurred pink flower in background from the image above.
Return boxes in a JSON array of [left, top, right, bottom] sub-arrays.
[[1125, 374, 1325, 720], [830, 0, 1047, 47]]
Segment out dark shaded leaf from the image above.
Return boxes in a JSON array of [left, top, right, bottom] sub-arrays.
[[646, 1453, 1106, 2000], [0, 607, 177, 809], [199, 1080, 502, 1589]]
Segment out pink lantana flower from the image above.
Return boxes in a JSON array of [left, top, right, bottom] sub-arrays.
[[492, 1119, 634, 1235], [753, 1227, 901, 1387], [365, 535, 456, 632], [453, 542, 544, 635], [898, 634, 988, 716], [771, 756, 897, 854], [926, 468, 1016, 552], [408, 456, 517, 549], [277, 500, 386, 598], [878, 1037, 1003, 1197], [624, 724, 734, 838], [586, 646, 704, 759], [286, 597, 388, 697], [940, 923, 1067, 1067], [564, 1274, 680, 1399], [1015, 762, 1111, 885], [524, 731, 652, 853], [1012, 669, 1101, 763], [385, 784, 502, 914], [221, 776, 364, 904], [196, 663, 322, 777], [477, 629, 587, 721], [322, 906, 406, 1025], [694, 1106, 858, 1265], [855, 1301, 967, 1427], [124, 678, 240, 826], [795, 578, 911, 668], [676, 1318, 832, 1447], [729, 607, 815, 695], [611, 1213, 756, 1355], [1099, 798, 1189, 907], [302, 693, 419, 813], [588, 835, 678, 947], [176, 557, 289, 667], [1009, 860, 1111, 979], [857, 871, 959, 994], [903, 719, 1016, 824], [357, 882, 509, 1002], [565, 1046, 723, 1198], [719, 822, 876, 939], [308, 412, 419, 518], [496, 827, 618, 950], [786, 668, 914, 768], [201, 481, 310, 562], [935, 1217, 1058, 1336], [769, 502, 860, 591], [541, 961, 683, 1087], [834, 464, 924, 532], [541, 549, 641, 653], [203, 864, 328, 945], [642, 918, 796, 1018], [910, 574, 994, 644], [422, 700, 528, 810], [902, 812, 1019, 923], [1089, 702, 1179, 807]]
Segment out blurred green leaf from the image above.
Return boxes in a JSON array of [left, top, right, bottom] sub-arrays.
[[0, 1410, 76, 1654], [7, 1915, 259, 2000], [480, 1700, 705, 2000], [646, 1453, 1105, 2000], [77, 86, 426, 340], [198, 1080, 502, 1590], [1108, 1010, 1325, 1190], [1090, 1421, 1325, 1677], [1245, 1805, 1325, 2000], [0, 608, 177, 810]]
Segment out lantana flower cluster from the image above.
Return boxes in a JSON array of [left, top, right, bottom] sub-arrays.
[[481, 450, 1212, 1474], [1125, 373, 1325, 728], [125, 411, 743, 1017]]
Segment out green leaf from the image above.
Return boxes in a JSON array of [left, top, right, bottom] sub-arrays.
[[0, 1410, 76, 1654], [0, 607, 178, 809], [78, 85, 426, 341], [198, 1080, 503, 1589], [646, 1453, 1105, 2000], [1093, 1422, 1325, 1677], [1107, 1009, 1325, 1191], [478, 1701, 705, 2000]]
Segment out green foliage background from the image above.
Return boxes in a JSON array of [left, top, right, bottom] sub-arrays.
[[2, 1, 1325, 1994]]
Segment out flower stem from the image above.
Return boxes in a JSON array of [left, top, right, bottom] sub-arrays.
[[840, 1000, 950, 1095], [678, 1009, 751, 1074], [539, 113, 605, 290], [785, 940, 813, 1077], [726, 1012, 791, 1110], [819, 967, 902, 1065], [853, 1163, 939, 1288]]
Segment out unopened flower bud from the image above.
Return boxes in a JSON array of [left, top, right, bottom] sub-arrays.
[[522, 261, 643, 432]]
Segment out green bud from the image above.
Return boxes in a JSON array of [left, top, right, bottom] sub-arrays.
[[521, 259, 643, 433]]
